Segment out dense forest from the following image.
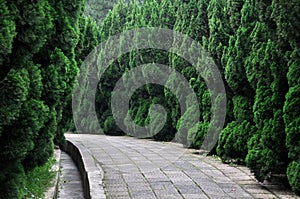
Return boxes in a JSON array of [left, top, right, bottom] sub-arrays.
[[0, 0, 299, 198]]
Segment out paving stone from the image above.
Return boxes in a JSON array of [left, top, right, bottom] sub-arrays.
[[204, 194, 232, 199], [143, 172, 170, 182], [156, 194, 183, 199], [127, 183, 153, 191], [251, 193, 278, 198], [123, 174, 146, 183], [153, 187, 180, 196], [149, 181, 175, 190], [243, 184, 272, 194], [106, 192, 131, 199], [200, 184, 228, 197], [105, 186, 128, 192], [236, 180, 260, 185], [130, 190, 156, 199], [180, 194, 208, 199], [227, 192, 253, 198], [175, 184, 204, 194], [108, 196, 130, 199]]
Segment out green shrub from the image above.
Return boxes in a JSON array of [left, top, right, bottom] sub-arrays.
[[287, 161, 300, 195], [176, 104, 200, 146], [187, 122, 209, 149], [246, 110, 288, 182], [284, 86, 300, 161], [232, 96, 252, 122], [285, 117, 300, 163], [217, 94, 254, 163], [0, 161, 25, 199], [217, 121, 255, 163], [104, 116, 118, 135], [23, 157, 56, 198]]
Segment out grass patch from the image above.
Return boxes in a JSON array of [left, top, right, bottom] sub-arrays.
[[23, 157, 57, 199]]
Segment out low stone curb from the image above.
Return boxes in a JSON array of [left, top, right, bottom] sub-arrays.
[[64, 138, 106, 199], [44, 148, 61, 199]]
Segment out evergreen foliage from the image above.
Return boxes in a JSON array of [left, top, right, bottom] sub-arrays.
[[284, 49, 300, 194], [0, 0, 91, 197]]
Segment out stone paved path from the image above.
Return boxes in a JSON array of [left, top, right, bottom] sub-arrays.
[[57, 151, 84, 199], [66, 134, 299, 199]]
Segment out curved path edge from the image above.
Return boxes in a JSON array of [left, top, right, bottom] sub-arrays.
[[64, 137, 106, 199]]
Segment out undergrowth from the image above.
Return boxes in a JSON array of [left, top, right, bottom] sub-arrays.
[[23, 157, 57, 199]]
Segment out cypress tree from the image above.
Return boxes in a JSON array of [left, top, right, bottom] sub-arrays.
[[273, 1, 300, 191], [284, 49, 300, 194], [246, 40, 288, 181], [217, 95, 255, 163], [0, 68, 31, 198], [207, 0, 230, 67], [0, 0, 85, 197], [157, 0, 178, 29], [223, 0, 257, 96], [76, 16, 100, 66], [226, 0, 244, 34], [84, 0, 118, 26], [0, 0, 17, 68], [141, 0, 160, 26], [39, 0, 85, 145], [0, 0, 55, 196]]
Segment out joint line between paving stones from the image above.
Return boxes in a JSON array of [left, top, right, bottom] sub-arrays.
[[159, 165, 190, 199], [138, 168, 160, 199]]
